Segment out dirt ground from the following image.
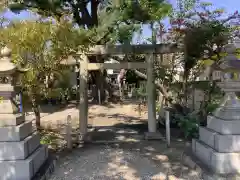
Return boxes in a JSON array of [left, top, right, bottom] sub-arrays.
[[27, 101, 149, 131], [26, 102, 200, 179], [49, 142, 201, 180]]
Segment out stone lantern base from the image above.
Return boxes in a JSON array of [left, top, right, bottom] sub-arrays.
[[184, 91, 240, 179], [0, 100, 48, 180], [0, 46, 49, 180]]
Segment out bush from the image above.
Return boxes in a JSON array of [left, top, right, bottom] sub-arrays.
[[157, 103, 198, 139], [206, 102, 219, 114], [170, 101, 219, 139], [177, 113, 199, 139], [163, 103, 191, 128]]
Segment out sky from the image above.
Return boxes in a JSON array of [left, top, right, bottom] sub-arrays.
[[2, 0, 239, 43]]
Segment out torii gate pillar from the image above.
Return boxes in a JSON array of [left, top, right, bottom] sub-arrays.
[[146, 53, 157, 133]]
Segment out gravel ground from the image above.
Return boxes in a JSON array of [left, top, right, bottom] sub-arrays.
[[50, 146, 162, 180], [49, 143, 201, 180], [25, 103, 201, 180]]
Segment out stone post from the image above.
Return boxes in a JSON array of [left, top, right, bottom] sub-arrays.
[[145, 53, 162, 140], [66, 115, 73, 150], [0, 47, 48, 180], [146, 53, 156, 133], [79, 54, 88, 143]]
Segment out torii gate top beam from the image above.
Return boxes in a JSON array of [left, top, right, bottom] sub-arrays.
[[78, 44, 179, 55]]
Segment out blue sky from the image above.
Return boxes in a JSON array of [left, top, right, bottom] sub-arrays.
[[2, 0, 239, 42]]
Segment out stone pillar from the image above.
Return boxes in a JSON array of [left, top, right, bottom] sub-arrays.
[[146, 53, 156, 133], [0, 47, 48, 180], [79, 54, 88, 143], [145, 53, 162, 140]]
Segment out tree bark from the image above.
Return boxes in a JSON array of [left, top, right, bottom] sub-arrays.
[[34, 107, 41, 130], [73, 1, 113, 103], [133, 69, 169, 99], [95, 70, 106, 103], [31, 95, 41, 130]]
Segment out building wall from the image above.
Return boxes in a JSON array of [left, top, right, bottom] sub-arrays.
[[187, 69, 225, 110]]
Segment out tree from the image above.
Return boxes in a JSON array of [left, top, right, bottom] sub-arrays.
[[8, 0, 172, 103], [166, 0, 239, 105], [0, 19, 82, 129], [158, 0, 240, 132]]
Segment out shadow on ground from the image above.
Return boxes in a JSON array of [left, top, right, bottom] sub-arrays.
[[50, 140, 200, 180], [37, 102, 201, 179], [25, 100, 118, 118]]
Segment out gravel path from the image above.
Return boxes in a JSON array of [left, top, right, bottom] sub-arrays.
[[25, 103, 201, 179], [50, 146, 168, 180], [49, 143, 201, 180]]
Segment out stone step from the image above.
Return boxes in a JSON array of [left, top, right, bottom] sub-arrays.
[[0, 145, 48, 180], [199, 127, 216, 150], [0, 99, 15, 114], [144, 132, 163, 140], [0, 132, 40, 160], [0, 114, 24, 127], [182, 148, 240, 180], [213, 108, 240, 121], [192, 139, 240, 174], [0, 121, 33, 142], [207, 116, 240, 134], [199, 127, 240, 152]]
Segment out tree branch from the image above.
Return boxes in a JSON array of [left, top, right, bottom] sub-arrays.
[[111, 56, 170, 99], [132, 70, 169, 99]]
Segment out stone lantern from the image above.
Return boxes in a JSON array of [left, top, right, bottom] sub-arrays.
[[0, 47, 17, 116], [191, 39, 240, 179], [0, 47, 48, 180]]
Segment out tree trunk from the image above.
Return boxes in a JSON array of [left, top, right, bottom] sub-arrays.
[[34, 107, 41, 130], [203, 68, 215, 122], [88, 54, 109, 103], [90, 70, 107, 103], [96, 70, 106, 103], [183, 77, 188, 106], [133, 69, 169, 99], [31, 96, 41, 130]]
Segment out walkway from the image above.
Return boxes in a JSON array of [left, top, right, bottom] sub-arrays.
[[25, 103, 201, 179], [49, 141, 201, 180]]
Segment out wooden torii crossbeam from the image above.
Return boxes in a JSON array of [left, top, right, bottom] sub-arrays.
[[77, 43, 179, 142], [80, 44, 178, 70]]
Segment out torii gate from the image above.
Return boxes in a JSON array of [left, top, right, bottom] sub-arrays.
[[77, 44, 179, 141]]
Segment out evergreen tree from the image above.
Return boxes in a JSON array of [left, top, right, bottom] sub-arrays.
[[8, 0, 172, 102]]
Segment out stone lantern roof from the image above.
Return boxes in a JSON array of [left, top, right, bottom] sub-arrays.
[[0, 46, 16, 75], [60, 55, 77, 66], [216, 39, 240, 110], [219, 39, 240, 72]]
